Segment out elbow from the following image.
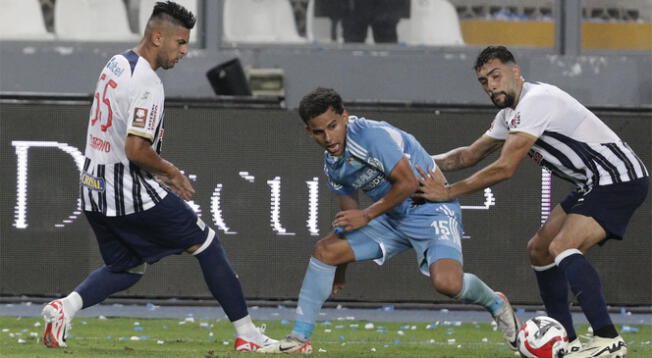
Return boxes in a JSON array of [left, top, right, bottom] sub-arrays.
[[125, 146, 140, 163], [499, 164, 518, 180]]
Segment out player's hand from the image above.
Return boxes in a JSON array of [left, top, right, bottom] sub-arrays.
[[164, 171, 195, 200], [332, 209, 371, 232], [413, 165, 451, 202]]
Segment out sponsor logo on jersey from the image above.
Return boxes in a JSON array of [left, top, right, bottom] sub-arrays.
[[532, 151, 544, 165], [509, 112, 521, 128], [148, 105, 158, 131], [89, 134, 111, 152], [80, 172, 106, 192], [133, 108, 148, 128], [353, 167, 383, 190], [105, 57, 124, 77]]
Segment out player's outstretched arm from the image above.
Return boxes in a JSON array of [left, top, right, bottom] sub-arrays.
[[125, 134, 195, 200], [433, 134, 503, 172], [421, 132, 534, 202]]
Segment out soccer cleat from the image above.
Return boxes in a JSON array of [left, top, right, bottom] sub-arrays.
[[256, 335, 313, 354], [560, 338, 583, 356], [492, 292, 520, 351], [41, 299, 71, 348], [234, 324, 278, 352], [563, 336, 627, 358]]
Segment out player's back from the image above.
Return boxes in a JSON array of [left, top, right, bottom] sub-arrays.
[[81, 50, 168, 216]]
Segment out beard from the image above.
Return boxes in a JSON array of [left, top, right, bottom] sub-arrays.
[[491, 91, 515, 109]]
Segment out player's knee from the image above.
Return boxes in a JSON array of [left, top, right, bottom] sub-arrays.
[[527, 234, 550, 261], [313, 239, 341, 266], [432, 273, 462, 298], [548, 239, 573, 258]]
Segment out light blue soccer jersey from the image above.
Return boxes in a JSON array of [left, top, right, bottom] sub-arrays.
[[325, 116, 436, 219]]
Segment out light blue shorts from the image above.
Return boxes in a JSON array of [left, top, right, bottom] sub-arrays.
[[343, 201, 463, 276]]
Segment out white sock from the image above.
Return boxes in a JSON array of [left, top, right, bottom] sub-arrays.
[[232, 315, 258, 339], [62, 291, 83, 319]]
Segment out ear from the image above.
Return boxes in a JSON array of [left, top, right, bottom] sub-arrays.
[[512, 64, 522, 78], [150, 30, 163, 47], [305, 124, 312, 136], [342, 110, 349, 124]]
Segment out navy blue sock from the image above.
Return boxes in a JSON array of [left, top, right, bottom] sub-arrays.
[[194, 236, 248, 322], [533, 264, 577, 341], [75, 266, 142, 309], [556, 249, 617, 338]]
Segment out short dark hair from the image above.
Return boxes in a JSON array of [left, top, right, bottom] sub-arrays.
[[474, 46, 516, 72], [299, 87, 344, 124], [150, 1, 196, 29]]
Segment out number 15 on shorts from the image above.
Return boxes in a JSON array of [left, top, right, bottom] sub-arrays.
[[431, 219, 461, 246]]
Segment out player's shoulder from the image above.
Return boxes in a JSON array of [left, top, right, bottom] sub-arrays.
[[518, 81, 566, 108], [347, 116, 392, 138], [114, 51, 160, 87]]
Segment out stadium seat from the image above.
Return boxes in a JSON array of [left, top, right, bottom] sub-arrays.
[[0, 0, 54, 40], [305, 0, 377, 44], [54, 0, 139, 41], [223, 0, 307, 43], [397, 0, 465, 46], [139, 0, 199, 43]]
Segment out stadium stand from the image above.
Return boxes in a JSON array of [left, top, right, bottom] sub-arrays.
[[0, 0, 54, 40], [397, 0, 465, 46], [222, 0, 307, 44], [54, 0, 139, 41]]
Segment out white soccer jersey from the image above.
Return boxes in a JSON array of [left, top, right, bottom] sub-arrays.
[[486, 81, 648, 192], [81, 50, 169, 216]]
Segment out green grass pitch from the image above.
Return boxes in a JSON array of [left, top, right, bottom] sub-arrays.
[[0, 316, 650, 357]]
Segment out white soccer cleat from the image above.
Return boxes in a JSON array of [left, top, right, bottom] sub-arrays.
[[256, 335, 313, 354], [234, 324, 278, 352], [41, 299, 71, 348], [493, 292, 520, 351], [560, 338, 583, 356], [563, 335, 627, 358]]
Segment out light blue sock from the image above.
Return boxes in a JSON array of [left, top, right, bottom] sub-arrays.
[[291, 257, 336, 340], [455, 273, 503, 315]]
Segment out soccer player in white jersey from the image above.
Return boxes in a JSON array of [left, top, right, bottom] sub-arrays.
[[40, 1, 275, 352], [415, 46, 648, 358], [259, 88, 520, 354]]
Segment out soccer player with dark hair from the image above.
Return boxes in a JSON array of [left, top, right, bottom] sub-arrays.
[[259, 87, 520, 354], [40, 2, 275, 352], [415, 46, 648, 358]]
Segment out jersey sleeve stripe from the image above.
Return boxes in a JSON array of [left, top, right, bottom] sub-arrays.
[[127, 129, 154, 141]]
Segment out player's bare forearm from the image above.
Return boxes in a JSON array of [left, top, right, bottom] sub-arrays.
[[446, 133, 534, 199], [363, 158, 417, 219], [333, 159, 416, 231], [432, 147, 469, 171], [448, 162, 513, 198], [125, 135, 194, 199], [433, 135, 504, 172]]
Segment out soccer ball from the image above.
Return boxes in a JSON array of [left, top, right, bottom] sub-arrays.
[[517, 316, 568, 358]]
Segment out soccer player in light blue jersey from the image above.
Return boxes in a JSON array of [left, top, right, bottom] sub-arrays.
[[259, 88, 520, 354]]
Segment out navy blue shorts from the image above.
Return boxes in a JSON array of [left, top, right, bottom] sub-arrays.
[[561, 177, 648, 241], [84, 193, 210, 272]]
